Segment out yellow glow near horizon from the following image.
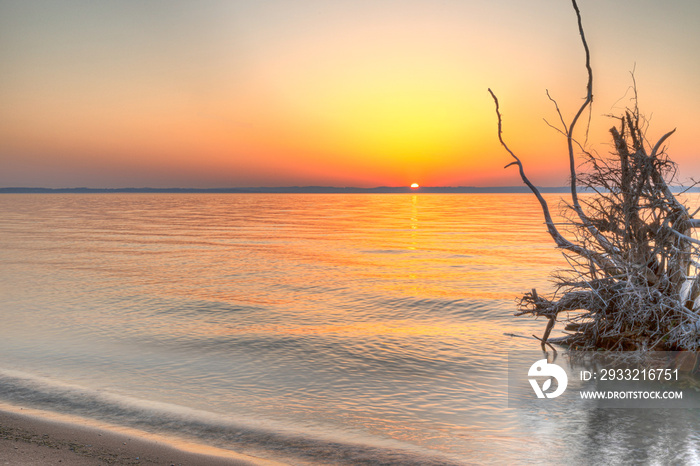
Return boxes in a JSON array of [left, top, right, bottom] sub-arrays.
[[1, 1, 700, 188], [410, 183, 420, 189]]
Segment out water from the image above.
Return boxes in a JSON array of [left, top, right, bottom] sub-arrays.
[[0, 193, 698, 464]]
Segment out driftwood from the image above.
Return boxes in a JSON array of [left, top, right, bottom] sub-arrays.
[[490, 0, 700, 351]]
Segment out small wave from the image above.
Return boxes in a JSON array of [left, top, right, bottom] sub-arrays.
[[361, 249, 413, 255], [0, 368, 463, 465]]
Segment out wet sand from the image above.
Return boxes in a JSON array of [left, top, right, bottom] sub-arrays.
[[0, 404, 285, 465]]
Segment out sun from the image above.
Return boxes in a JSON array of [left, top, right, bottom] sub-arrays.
[[410, 183, 420, 189]]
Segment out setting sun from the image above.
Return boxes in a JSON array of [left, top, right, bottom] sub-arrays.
[[410, 183, 420, 189]]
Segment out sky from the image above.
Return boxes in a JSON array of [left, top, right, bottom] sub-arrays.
[[2, 0, 700, 188]]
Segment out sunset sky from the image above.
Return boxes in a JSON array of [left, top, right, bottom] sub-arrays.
[[2, 0, 700, 188]]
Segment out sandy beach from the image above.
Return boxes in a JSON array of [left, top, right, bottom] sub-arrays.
[[0, 404, 283, 466]]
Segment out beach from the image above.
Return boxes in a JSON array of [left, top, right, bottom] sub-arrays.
[[0, 404, 279, 465]]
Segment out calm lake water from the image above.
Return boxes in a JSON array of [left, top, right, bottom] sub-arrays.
[[0, 193, 698, 464]]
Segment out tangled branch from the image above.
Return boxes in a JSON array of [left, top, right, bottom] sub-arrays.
[[490, 0, 700, 351]]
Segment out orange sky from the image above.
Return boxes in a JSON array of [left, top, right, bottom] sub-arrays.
[[1, 0, 700, 188]]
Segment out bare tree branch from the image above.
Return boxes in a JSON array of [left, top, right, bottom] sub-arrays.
[[489, 0, 700, 351]]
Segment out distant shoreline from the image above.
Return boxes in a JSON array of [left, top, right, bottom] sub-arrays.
[[0, 186, 565, 194], [4, 186, 698, 194], [2, 186, 699, 194]]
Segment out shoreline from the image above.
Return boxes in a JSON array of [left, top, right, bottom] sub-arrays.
[[0, 403, 285, 465]]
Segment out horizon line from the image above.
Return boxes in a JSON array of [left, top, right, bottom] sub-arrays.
[[1, 185, 698, 194], [0, 185, 572, 194]]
